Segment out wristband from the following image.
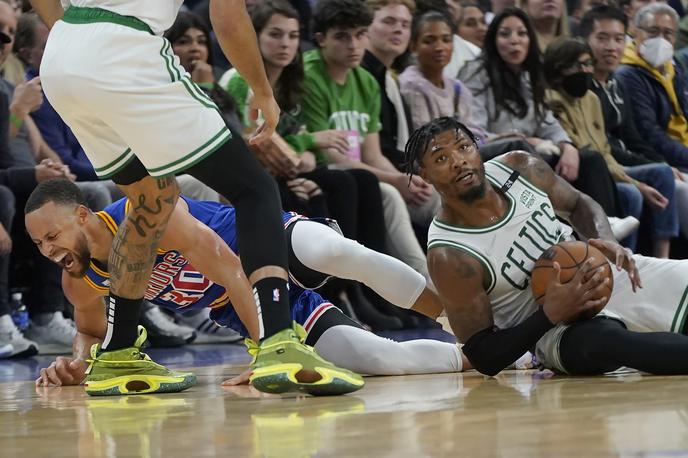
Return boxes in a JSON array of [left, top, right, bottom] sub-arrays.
[[9, 113, 23, 129]]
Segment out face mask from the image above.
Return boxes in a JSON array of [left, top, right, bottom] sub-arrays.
[[561, 71, 592, 98], [639, 37, 674, 68]]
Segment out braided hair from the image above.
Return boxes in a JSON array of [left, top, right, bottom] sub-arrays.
[[403, 117, 478, 177]]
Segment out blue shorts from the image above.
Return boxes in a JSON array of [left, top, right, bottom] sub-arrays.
[[208, 285, 339, 338]]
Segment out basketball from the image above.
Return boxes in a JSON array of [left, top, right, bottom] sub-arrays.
[[531, 241, 614, 320]]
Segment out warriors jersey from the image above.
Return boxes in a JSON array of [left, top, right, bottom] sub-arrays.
[[82, 197, 323, 336], [63, 1, 184, 34], [427, 159, 574, 330]]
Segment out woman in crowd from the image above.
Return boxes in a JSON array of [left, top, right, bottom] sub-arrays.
[[458, 8, 622, 218]]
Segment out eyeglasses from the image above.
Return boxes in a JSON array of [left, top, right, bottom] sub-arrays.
[[564, 58, 595, 72], [639, 26, 676, 41]]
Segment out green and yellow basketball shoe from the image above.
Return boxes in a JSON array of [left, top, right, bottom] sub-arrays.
[[84, 326, 196, 396], [247, 324, 364, 396]]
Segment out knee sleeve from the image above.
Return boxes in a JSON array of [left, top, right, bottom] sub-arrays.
[[290, 220, 425, 308]]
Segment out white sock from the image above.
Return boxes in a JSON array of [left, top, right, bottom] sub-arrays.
[[290, 220, 425, 308], [314, 325, 463, 375]]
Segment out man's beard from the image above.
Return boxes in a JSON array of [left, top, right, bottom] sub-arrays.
[[67, 238, 92, 278], [457, 182, 487, 204]]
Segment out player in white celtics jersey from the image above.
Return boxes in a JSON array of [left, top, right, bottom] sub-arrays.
[[409, 116, 688, 376], [29, 0, 360, 396]]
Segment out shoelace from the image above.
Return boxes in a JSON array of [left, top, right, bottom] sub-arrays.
[[244, 323, 311, 365], [85, 326, 151, 375]]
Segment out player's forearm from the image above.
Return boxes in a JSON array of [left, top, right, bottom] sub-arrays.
[[209, 0, 273, 98], [462, 308, 554, 376], [73, 331, 102, 362], [568, 192, 616, 243], [29, 0, 64, 29]]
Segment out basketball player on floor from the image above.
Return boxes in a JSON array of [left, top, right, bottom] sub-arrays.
[[25, 179, 474, 389], [28, 1, 358, 395], [409, 116, 688, 376]]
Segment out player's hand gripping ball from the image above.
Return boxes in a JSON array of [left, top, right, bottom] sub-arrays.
[[531, 241, 614, 321]]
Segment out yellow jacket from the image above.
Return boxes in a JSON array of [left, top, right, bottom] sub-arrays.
[[546, 88, 632, 183]]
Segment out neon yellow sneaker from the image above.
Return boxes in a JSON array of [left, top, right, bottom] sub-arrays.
[[84, 326, 196, 396], [247, 324, 364, 396]]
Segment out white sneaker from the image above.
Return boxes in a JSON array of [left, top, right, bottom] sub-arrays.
[[0, 343, 13, 359], [141, 303, 196, 347], [607, 216, 640, 241], [24, 311, 76, 347], [0, 314, 38, 357], [176, 309, 242, 344]]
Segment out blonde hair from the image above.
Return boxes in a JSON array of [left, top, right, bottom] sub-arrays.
[[367, 0, 416, 15]]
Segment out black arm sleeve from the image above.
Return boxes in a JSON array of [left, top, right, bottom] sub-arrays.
[[462, 308, 555, 376]]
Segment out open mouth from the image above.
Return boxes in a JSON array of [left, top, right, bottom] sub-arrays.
[[455, 171, 475, 184], [53, 252, 75, 271]]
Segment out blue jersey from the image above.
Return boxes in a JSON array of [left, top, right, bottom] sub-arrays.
[[82, 197, 326, 336]]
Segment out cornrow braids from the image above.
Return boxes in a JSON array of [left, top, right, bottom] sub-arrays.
[[403, 117, 477, 178]]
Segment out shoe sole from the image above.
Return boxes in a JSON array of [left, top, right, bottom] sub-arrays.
[[250, 363, 364, 396], [85, 373, 196, 396]]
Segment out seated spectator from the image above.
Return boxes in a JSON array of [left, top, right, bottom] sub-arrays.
[[544, 38, 677, 257], [362, 0, 414, 175], [299, 0, 439, 313], [619, 0, 667, 39], [219, 0, 407, 330], [459, 8, 625, 222], [582, 5, 688, 241], [457, 4, 488, 49], [518, 0, 571, 52], [421, 0, 482, 77], [616, 4, 688, 170]]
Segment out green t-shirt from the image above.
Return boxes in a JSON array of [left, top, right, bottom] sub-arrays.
[[218, 68, 315, 154], [300, 49, 382, 163]]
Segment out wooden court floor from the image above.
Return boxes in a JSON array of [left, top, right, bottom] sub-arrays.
[[2, 342, 688, 457]]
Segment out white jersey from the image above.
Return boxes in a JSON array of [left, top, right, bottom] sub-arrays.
[[64, 0, 183, 34], [427, 159, 574, 330], [428, 158, 688, 372]]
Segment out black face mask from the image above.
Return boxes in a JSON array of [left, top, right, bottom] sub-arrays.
[[561, 72, 592, 98]]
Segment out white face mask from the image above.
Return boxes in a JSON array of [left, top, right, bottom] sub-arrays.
[[639, 36, 674, 68]]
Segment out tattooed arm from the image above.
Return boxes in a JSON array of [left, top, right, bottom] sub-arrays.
[[500, 151, 615, 242], [161, 199, 260, 341], [500, 151, 641, 290]]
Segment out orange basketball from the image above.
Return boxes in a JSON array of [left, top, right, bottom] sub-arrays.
[[531, 241, 613, 321]]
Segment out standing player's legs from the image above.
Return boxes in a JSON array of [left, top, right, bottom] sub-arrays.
[[185, 135, 291, 339]]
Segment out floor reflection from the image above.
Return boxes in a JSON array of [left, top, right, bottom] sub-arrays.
[[1, 368, 687, 457]]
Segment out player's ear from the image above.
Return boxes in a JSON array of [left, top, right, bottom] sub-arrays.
[[75, 205, 89, 225]]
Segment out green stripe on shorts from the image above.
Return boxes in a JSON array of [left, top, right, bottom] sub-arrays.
[[93, 148, 135, 179], [146, 127, 232, 177]]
